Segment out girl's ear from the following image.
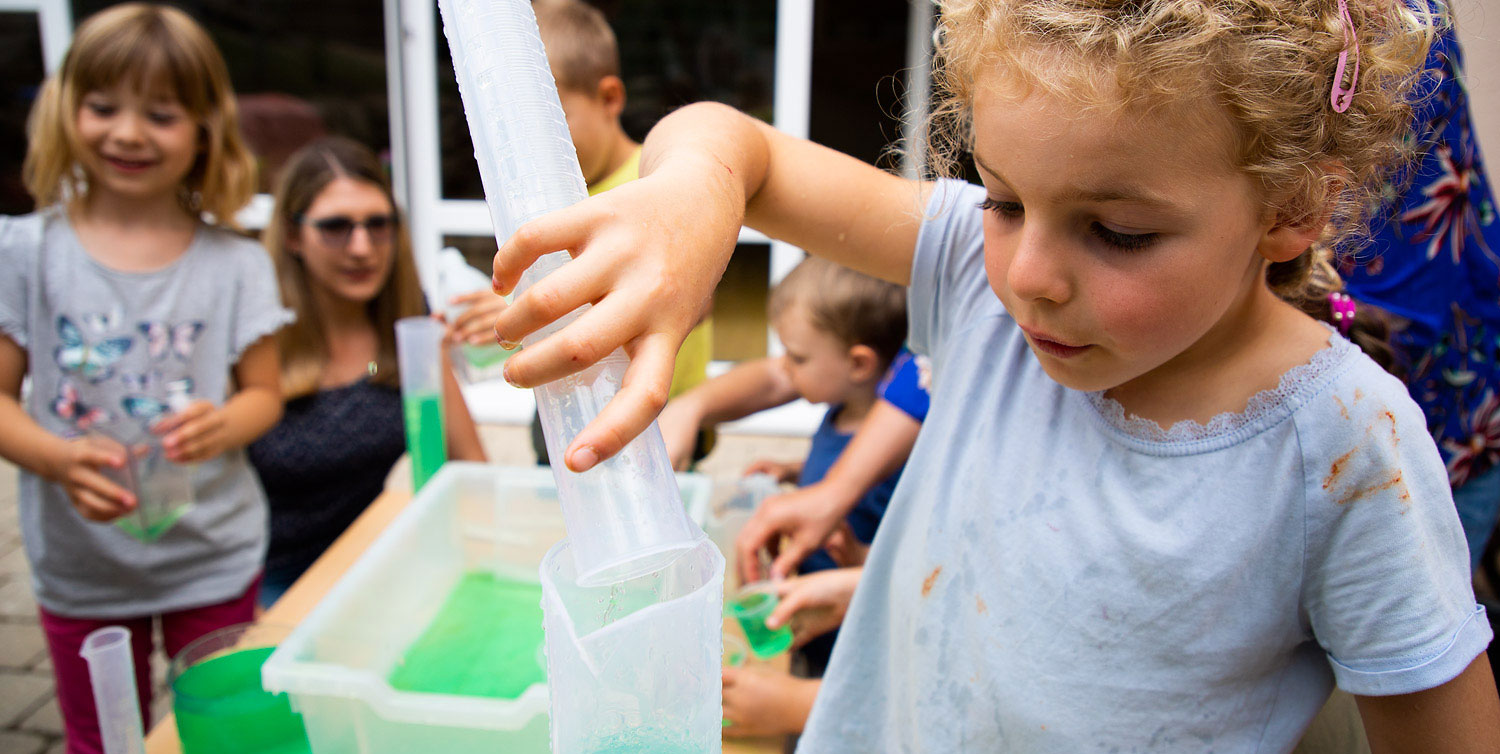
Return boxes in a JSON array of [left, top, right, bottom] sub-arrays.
[[1256, 221, 1322, 264]]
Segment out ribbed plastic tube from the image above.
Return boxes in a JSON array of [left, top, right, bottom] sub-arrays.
[[437, 0, 700, 585]]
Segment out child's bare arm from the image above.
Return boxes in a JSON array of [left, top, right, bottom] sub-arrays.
[[0, 334, 134, 520], [156, 335, 283, 463], [659, 357, 797, 469], [1356, 655, 1500, 753], [490, 102, 930, 471]]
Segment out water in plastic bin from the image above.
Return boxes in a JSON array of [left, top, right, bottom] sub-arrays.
[[402, 390, 447, 490], [388, 571, 546, 699], [172, 647, 311, 754]]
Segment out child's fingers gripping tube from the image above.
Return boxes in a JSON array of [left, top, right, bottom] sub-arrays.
[[491, 206, 589, 295], [492, 252, 608, 352], [563, 332, 679, 473]]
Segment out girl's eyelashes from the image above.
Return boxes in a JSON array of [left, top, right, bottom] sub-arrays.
[[1089, 222, 1159, 251], [977, 197, 1023, 218], [980, 197, 1160, 251]]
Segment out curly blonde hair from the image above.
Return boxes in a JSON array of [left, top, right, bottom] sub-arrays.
[[23, 3, 257, 227], [926, 0, 1436, 305]]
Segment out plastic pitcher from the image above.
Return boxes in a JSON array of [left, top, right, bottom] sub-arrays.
[[436, 0, 699, 585], [435, 247, 513, 384], [80, 626, 145, 754], [395, 316, 448, 490], [540, 537, 725, 753]]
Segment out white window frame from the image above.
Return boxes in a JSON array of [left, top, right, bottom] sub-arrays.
[[2, 0, 72, 73]]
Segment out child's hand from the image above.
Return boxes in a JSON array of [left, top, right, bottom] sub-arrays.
[[438, 290, 510, 346], [735, 482, 848, 583], [656, 398, 702, 471], [824, 520, 870, 568], [153, 400, 229, 463], [766, 567, 862, 649], [721, 667, 819, 738], [490, 158, 746, 472], [52, 436, 136, 522], [743, 459, 799, 485]]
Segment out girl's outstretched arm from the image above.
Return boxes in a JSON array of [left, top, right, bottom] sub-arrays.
[[0, 335, 134, 520], [490, 102, 929, 471], [1356, 654, 1500, 752], [156, 335, 283, 463]]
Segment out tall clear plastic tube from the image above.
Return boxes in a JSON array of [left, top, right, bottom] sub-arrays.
[[436, 0, 701, 585], [80, 626, 145, 754]]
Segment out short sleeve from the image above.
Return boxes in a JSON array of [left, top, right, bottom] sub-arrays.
[[1301, 366, 1493, 696], [0, 214, 44, 348], [227, 237, 294, 361], [877, 348, 930, 422], [908, 180, 995, 360]]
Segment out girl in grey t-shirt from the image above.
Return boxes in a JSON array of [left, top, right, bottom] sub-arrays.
[[0, 5, 291, 751]]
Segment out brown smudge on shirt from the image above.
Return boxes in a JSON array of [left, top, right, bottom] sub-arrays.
[[976, 596, 988, 614], [1333, 395, 1350, 420], [1380, 409, 1399, 445], [1335, 470, 1405, 506], [922, 566, 943, 597], [1324, 448, 1357, 490], [1354, 388, 1364, 403]]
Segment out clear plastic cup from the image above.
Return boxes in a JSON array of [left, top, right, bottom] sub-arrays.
[[169, 623, 310, 754], [541, 537, 725, 753], [80, 626, 145, 754], [728, 582, 794, 660], [395, 317, 448, 490], [91, 430, 195, 542]]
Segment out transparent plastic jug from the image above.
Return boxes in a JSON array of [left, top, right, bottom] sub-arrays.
[[540, 538, 725, 753]]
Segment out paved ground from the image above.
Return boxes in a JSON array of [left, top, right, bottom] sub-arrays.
[[0, 424, 807, 754]]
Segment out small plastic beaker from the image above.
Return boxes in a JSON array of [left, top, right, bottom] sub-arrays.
[[91, 430, 194, 542], [170, 623, 310, 754], [80, 626, 145, 754], [395, 317, 448, 490], [541, 537, 724, 753], [728, 583, 793, 660]]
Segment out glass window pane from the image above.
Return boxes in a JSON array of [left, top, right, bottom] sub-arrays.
[[0, 12, 45, 216], [70, 1, 392, 192], [436, 0, 777, 200]]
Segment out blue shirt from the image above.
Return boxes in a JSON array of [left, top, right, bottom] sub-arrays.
[[798, 180, 1488, 753], [1344, 21, 1500, 490]]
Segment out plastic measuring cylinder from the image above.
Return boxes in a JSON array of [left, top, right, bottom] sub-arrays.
[[395, 317, 448, 490], [436, 0, 698, 585], [80, 626, 145, 754]]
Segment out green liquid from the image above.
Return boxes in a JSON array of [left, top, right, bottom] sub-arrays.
[[583, 729, 706, 753], [115, 501, 192, 541], [462, 343, 512, 369], [729, 592, 793, 659], [172, 647, 311, 754], [387, 572, 546, 699], [402, 391, 447, 490]]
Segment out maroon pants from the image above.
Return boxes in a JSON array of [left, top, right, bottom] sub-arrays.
[[37, 576, 260, 754]]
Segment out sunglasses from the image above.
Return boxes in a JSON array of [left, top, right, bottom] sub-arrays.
[[298, 213, 397, 248]]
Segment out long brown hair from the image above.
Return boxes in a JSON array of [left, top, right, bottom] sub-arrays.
[[264, 137, 425, 399], [23, 3, 256, 225]]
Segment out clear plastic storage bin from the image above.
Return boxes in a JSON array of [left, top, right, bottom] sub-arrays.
[[261, 463, 711, 754]]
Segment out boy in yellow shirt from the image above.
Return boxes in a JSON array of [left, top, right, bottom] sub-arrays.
[[530, 0, 714, 464]]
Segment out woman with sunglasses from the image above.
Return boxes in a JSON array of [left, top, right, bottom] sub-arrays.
[[250, 136, 485, 607]]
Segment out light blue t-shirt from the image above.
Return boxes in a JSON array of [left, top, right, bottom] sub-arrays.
[[798, 180, 1491, 753]]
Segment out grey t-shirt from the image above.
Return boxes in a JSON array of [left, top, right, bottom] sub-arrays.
[[0, 208, 293, 618], [798, 180, 1489, 752]]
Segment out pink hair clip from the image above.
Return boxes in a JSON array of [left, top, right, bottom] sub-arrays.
[[1329, 292, 1357, 334], [1331, 0, 1360, 113]]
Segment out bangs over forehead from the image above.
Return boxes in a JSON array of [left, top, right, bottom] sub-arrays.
[[68, 5, 221, 115]]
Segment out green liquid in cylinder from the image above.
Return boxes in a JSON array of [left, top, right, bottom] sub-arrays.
[[402, 390, 447, 490], [387, 571, 546, 699], [172, 647, 311, 754], [729, 591, 794, 659]]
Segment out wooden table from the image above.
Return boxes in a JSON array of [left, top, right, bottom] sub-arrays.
[[145, 487, 784, 754]]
